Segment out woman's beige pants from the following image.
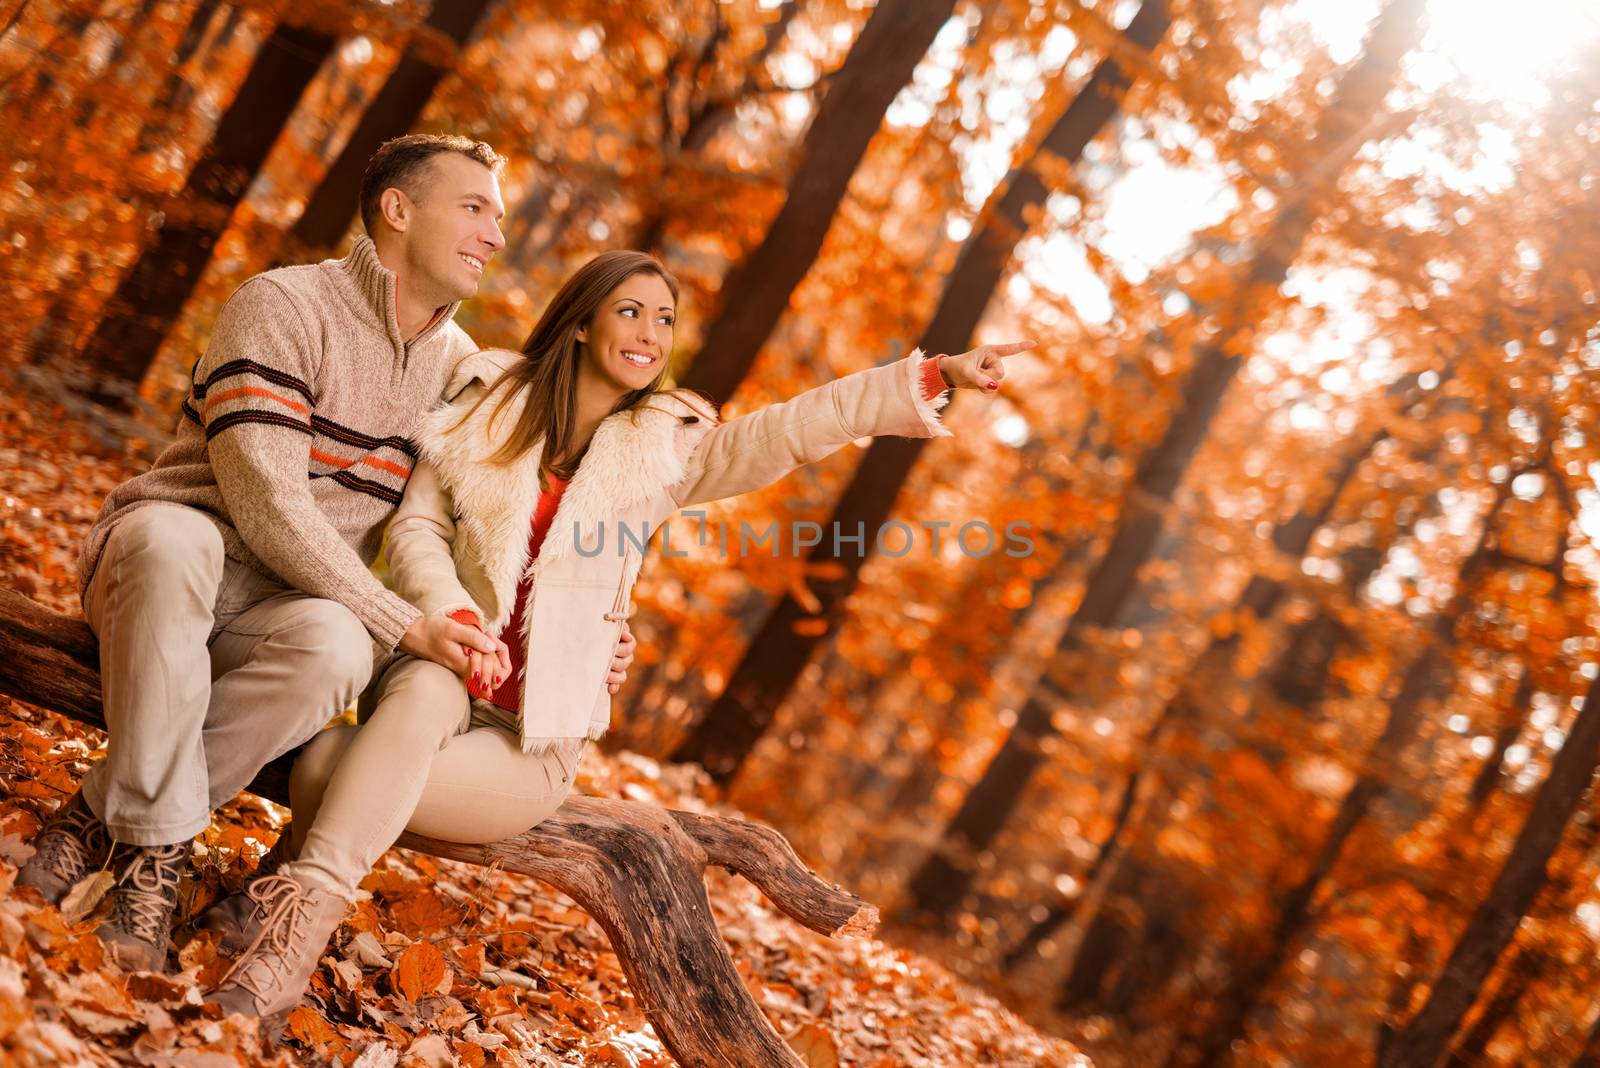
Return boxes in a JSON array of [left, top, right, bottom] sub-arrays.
[[282, 655, 583, 897]]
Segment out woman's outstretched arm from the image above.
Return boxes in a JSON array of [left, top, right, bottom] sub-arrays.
[[668, 342, 1030, 509]]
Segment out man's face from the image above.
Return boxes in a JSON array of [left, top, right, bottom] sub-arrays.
[[398, 153, 506, 304]]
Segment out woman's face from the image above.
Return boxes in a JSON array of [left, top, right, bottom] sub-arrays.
[[577, 272, 676, 394]]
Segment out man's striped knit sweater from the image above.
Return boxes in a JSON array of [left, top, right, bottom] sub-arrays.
[[79, 237, 478, 649]]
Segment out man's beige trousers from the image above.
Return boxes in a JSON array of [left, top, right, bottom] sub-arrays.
[[80, 504, 375, 846]]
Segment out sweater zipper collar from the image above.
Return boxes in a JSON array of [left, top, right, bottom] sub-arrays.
[[339, 238, 459, 373]]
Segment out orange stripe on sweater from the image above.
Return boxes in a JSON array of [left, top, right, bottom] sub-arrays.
[[310, 448, 354, 469], [360, 455, 411, 479], [204, 386, 310, 416], [310, 449, 411, 480]]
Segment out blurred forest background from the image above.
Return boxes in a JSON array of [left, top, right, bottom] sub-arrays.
[[1, 0, 1599, 1064]]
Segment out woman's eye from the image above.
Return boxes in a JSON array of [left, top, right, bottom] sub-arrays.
[[620, 307, 637, 317], [658, 316, 675, 326], [466, 204, 479, 214]]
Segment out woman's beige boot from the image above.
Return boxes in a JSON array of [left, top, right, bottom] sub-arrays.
[[205, 873, 349, 1038], [194, 833, 296, 954]]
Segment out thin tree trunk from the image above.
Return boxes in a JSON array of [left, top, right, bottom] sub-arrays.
[[134, 0, 228, 149], [676, 0, 959, 403], [1003, 429, 1388, 972], [900, 0, 1425, 921], [70, 0, 159, 126], [290, 0, 498, 252], [1188, 475, 1514, 1068], [1440, 946, 1535, 1068], [1376, 669, 1600, 1067], [670, 0, 1174, 783], [1467, 672, 1537, 810], [80, 18, 338, 394], [630, 0, 804, 254]]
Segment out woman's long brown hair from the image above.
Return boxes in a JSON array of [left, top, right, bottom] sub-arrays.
[[458, 251, 692, 479]]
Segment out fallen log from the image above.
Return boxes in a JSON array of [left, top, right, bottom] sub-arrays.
[[0, 587, 877, 1067]]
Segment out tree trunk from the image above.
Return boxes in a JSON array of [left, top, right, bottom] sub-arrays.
[[135, 0, 232, 154], [1187, 475, 1513, 1068], [1467, 671, 1536, 810], [676, 0, 960, 404], [670, 0, 1173, 784], [1010, 431, 1386, 991], [289, 0, 498, 252], [1439, 946, 1535, 1068], [629, 0, 803, 255], [70, 0, 160, 127], [80, 18, 338, 394], [901, 0, 1425, 921], [1376, 669, 1600, 1067], [0, 588, 877, 1068], [1003, 429, 1388, 972]]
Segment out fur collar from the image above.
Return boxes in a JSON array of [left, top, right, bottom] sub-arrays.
[[413, 355, 715, 626]]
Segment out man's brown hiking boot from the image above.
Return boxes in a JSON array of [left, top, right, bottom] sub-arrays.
[[16, 790, 111, 904], [95, 841, 188, 972]]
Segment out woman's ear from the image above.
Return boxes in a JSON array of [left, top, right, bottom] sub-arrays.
[[575, 324, 588, 343]]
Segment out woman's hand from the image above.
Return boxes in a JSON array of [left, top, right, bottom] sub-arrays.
[[467, 635, 512, 699], [436, 609, 509, 699], [940, 340, 1035, 392], [607, 621, 637, 695]]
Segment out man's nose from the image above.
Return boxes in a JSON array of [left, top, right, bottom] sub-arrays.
[[481, 219, 506, 252]]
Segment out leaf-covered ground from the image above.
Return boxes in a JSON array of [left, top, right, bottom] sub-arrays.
[[0, 369, 1090, 1066]]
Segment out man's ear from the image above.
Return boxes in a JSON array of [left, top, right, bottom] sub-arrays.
[[379, 187, 411, 233]]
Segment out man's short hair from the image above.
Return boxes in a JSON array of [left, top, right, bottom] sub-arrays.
[[359, 134, 505, 235]]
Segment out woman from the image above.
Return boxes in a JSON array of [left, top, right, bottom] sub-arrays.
[[201, 250, 1028, 1030]]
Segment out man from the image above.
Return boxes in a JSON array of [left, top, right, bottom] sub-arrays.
[[19, 135, 633, 971]]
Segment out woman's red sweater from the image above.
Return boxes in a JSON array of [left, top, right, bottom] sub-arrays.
[[451, 357, 951, 714]]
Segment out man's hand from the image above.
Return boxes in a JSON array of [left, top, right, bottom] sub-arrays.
[[941, 340, 1035, 392], [398, 614, 500, 675], [607, 621, 637, 695]]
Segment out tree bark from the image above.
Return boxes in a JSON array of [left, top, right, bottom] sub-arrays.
[[669, 0, 1173, 784], [289, 0, 498, 252], [676, 0, 959, 404], [1376, 669, 1600, 1068], [80, 18, 338, 394], [0, 588, 877, 1068], [901, 0, 1425, 922]]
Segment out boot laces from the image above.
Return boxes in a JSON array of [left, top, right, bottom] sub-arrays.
[[33, 797, 108, 882], [219, 875, 318, 999], [109, 843, 186, 946]]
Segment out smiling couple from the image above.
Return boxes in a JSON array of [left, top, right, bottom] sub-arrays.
[[17, 133, 1028, 1033]]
